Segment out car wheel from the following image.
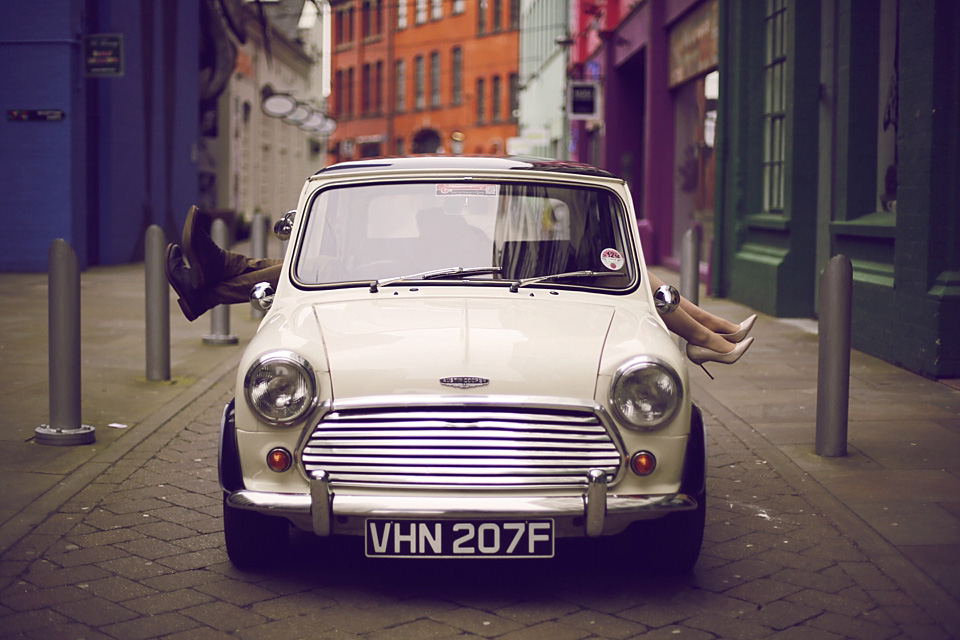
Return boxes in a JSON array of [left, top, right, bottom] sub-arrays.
[[619, 404, 706, 573], [222, 493, 290, 569]]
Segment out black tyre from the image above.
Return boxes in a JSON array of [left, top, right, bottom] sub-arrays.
[[619, 404, 706, 573], [222, 493, 290, 569]]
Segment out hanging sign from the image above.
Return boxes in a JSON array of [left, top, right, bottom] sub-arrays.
[[568, 81, 600, 121]]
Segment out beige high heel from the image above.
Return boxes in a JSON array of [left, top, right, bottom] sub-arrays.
[[686, 337, 754, 379], [718, 314, 757, 343]]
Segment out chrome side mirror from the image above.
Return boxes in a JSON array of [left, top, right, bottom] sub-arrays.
[[273, 210, 296, 241], [250, 281, 275, 312], [653, 284, 680, 315]]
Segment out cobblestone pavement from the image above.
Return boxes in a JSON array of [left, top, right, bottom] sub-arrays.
[[0, 377, 952, 640]]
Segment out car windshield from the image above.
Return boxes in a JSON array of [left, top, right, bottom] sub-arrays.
[[293, 180, 636, 290]]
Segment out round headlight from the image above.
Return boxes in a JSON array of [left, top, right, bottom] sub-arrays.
[[610, 358, 682, 429], [244, 351, 317, 425]]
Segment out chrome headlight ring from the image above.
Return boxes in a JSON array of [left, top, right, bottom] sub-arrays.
[[610, 357, 683, 430], [243, 351, 318, 426]]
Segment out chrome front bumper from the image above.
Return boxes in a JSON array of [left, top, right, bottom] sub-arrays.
[[225, 469, 698, 538]]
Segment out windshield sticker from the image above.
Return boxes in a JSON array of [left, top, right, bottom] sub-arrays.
[[600, 248, 625, 271], [436, 184, 499, 197]]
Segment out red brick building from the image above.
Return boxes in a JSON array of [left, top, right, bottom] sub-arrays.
[[328, 0, 519, 161]]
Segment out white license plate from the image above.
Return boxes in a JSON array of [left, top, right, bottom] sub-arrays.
[[364, 519, 555, 558]]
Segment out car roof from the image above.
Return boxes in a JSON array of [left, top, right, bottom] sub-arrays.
[[314, 155, 617, 179]]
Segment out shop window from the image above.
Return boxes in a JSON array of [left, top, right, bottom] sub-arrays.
[[762, 0, 787, 214], [877, 0, 898, 213]]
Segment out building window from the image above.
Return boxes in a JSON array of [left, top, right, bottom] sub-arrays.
[[452, 0, 465, 15], [508, 72, 518, 121], [415, 55, 425, 110], [432, 0, 442, 20], [396, 59, 406, 112], [362, 1, 372, 38], [451, 47, 463, 105], [396, 137, 405, 155], [877, 0, 898, 213], [492, 75, 501, 121], [375, 60, 383, 114], [476, 77, 485, 123], [361, 63, 371, 114], [346, 67, 355, 117], [478, 0, 487, 34], [762, 0, 787, 213], [430, 51, 441, 108], [398, 0, 407, 29], [416, 0, 427, 24], [334, 69, 343, 117], [509, 0, 519, 28], [493, 0, 502, 32]]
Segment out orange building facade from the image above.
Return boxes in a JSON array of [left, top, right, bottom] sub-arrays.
[[328, 0, 519, 161]]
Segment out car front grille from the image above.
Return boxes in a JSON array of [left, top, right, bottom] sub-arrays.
[[301, 404, 622, 489]]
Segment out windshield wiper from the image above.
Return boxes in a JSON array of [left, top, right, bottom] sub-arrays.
[[509, 270, 624, 293], [369, 266, 502, 292]]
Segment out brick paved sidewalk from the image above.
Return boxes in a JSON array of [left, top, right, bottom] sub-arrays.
[[0, 371, 952, 639]]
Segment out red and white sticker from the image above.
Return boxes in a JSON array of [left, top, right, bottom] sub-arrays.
[[600, 248, 624, 271]]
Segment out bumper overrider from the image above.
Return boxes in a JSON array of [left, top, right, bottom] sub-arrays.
[[220, 398, 700, 539]]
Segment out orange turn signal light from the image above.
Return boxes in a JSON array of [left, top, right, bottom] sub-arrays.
[[630, 451, 657, 476], [266, 448, 292, 472]]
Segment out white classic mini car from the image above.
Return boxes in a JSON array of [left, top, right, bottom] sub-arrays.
[[219, 156, 705, 571]]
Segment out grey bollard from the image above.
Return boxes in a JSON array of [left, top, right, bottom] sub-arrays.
[[815, 254, 852, 457], [36, 239, 95, 446], [680, 227, 701, 307], [203, 217, 239, 344], [250, 213, 268, 320], [145, 225, 171, 380]]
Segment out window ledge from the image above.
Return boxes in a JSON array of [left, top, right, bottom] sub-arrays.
[[745, 213, 790, 231], [830, 211, 896, 238]]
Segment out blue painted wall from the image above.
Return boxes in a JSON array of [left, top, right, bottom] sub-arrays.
[[0, 0, 199, 271]]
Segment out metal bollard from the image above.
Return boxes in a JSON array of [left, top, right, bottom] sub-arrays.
[[815, 254, 852, 457], [145, 225, 171, 380], [36, 239, 95, 445], [203, 218, 239, 344], [250, 213, 268, 320], [680, 227, 701, 307]]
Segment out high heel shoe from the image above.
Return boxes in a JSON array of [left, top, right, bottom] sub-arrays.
[[686, 337, 754, 379], [719, 314, 757, 343]]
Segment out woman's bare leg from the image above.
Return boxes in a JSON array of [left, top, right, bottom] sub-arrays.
[[647, 272, 739, 334], [659, 305, 734, 353]]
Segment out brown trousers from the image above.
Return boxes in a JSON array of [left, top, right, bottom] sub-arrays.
[[199, 251, 282, 311]]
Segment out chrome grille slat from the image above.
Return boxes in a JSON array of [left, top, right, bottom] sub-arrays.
[[302, 405, 622, 489]]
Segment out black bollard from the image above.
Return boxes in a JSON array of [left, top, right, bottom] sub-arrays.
[[145, 225, 171, 380], [36, 239, 95, 445], [815, 254, 852, 457]]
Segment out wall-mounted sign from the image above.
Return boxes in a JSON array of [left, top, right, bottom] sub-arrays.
[[83, 34, 124, 77], [7, 109, 66, 122], [568, 81, 600, 121], [668, 0, 718, 87]]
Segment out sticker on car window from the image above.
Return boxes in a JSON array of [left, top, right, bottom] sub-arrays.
[[600, 248, 625, 271], [436, 184, 499, 196]]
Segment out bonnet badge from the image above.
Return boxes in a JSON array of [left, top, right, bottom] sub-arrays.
[[439, 376, 490, 389]]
